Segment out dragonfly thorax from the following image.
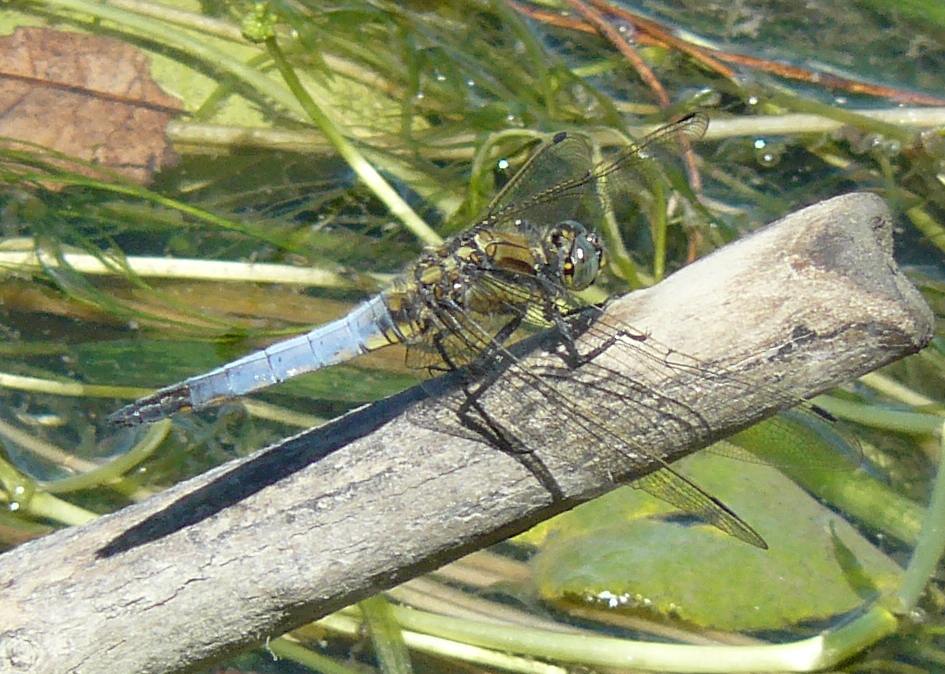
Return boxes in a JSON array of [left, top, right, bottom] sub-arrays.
[[543, 220, 604, 291]]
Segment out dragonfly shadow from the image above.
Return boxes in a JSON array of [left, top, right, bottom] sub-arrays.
[[409, 324, 594, 501], [96, 384, 429, 559], [96, 328, 575, 561]]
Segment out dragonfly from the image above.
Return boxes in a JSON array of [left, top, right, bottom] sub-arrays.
[[109, 112, 850, 549]]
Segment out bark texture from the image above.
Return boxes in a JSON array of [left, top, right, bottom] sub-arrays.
[[0, 192, 933, 674]]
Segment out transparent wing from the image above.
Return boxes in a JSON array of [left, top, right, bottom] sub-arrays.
[[568, 303, 862, 471], [408, 266, 860, 548], [485, 132, 594, 232], [634, 469, 768, 549], [403, 272, 552, 373], [484, 113, 707, 234], [407, 280, 768, 548], [402, 111, 854, 546]]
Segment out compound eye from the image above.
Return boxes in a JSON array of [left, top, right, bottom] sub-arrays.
[[564, 234, 601, 290]]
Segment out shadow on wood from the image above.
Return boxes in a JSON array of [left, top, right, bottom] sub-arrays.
[[0, 192, 933, 674]]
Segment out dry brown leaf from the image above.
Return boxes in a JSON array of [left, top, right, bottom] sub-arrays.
[[0, 26, 183, 186]]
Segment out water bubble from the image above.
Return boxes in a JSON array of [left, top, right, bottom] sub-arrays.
[[850, 133, 902, 158], [850, 133, 882, 155], [747, 95, 760, 106], [496, 158, 510, 171], [879, 138, 902, 157], [920, 130, 945, 158], [758, 152, 779, 167], [615, 22, 636, 37], [693, 87, 721, 107], [594, 589, 628, 608], [753, 140, 783, 167], [8, 501, 20, 512], [908, 606, 928, 624]]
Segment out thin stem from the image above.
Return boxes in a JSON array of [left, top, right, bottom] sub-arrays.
[[562, 0, 670, 107], [860, 372, 939, 408], [264, 36, 441, 246], [359, 595, 414, 674], [268, 637, 364, 674], [0, 371, 145, 400], [390, 602, 897, 672], [906, 205, 945, 256], [650, 181, 668, 282], [25, 491, 98, 526], [896, 421, 945, 612], [0, 248, 388, 289], [40, 423, 168, 496], [314, 610, 569, 674], [814, 396, 944, 437]]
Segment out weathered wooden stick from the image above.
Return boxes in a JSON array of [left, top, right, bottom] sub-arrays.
[[0, 193, 932, 674]]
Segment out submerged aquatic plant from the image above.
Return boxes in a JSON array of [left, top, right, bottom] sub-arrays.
[[0, 1, 944, 672]]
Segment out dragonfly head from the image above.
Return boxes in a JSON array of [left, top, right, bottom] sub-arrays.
[[547, 221, 604, 291]]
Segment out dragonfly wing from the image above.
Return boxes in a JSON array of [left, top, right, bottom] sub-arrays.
[[405, 112, 852, 545], [407, 300, 767, 547], [486, 132, 594, 231], [591, 112, 707, 183], [570, 301, 863, 470], [485, 112, 708, 234], [634, 468, 767, 548], [403, 306, 521, 372], [407, 268, 856, 546], [402, 269, 557, 373]]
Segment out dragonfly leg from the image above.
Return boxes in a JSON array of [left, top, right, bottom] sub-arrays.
[[429, 328, 564, 500], [535, 292, 615, 368], [455, 385, 564, 502], [430, 328, 523, 453], [549, 311, 584, 366], [462, 310, 523, 365], [553, 307, 654, 369]]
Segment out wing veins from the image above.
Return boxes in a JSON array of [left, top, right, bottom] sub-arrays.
[[420, 288, 765, 548], [483, 112, 708, 229]]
